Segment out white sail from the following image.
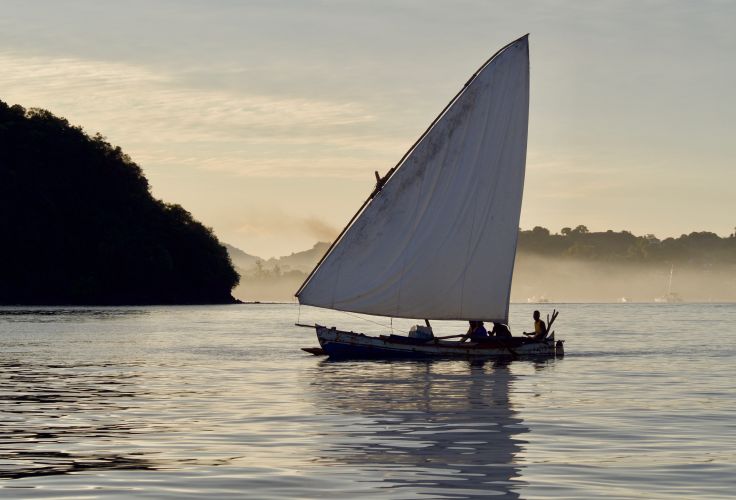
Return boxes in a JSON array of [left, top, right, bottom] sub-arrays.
[[297, 35, 530, 323]]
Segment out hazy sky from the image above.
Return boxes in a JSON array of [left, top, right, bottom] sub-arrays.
[[2, 0, 734, 257]]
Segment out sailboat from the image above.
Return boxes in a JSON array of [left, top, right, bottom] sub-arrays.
[[654, 264, 683, 303], [296, 35, 563, 359]]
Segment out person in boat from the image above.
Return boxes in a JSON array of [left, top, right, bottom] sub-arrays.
[[461, 320, 488, 342], [491, 322, 512, 339], [522, 310, 547, 340]]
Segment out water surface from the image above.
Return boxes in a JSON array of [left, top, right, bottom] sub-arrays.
[[1, 304, 734, 498]]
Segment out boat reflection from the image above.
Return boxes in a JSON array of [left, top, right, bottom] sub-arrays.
[[307, 359, 530, 499]]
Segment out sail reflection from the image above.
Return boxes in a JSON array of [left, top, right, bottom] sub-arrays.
[[307, 359, 529, 499]]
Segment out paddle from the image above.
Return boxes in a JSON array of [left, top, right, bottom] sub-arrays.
[[546, 309, 559, 334]]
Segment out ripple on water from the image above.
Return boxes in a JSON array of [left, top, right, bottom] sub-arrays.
[[0, 303, 735, 498]]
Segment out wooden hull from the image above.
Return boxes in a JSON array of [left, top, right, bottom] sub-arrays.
[[315, 325, 563, 360]]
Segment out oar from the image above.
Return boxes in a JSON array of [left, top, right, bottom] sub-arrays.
[[547, 309, 559, 331]]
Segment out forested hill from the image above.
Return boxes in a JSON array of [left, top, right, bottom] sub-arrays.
[[0, 101, 239, 305], [518, 225, 736, 265]]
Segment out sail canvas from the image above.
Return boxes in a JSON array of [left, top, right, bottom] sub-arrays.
[[297, 36, 530, 323]]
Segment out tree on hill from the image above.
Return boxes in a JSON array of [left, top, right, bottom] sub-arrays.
[[0, 101, 239, 304], [517, 226, 736, 266]]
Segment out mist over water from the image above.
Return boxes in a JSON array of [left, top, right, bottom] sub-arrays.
[[1, 304, 734, 498], [231, 251, 736, 303], [512, 254, 736, 303]]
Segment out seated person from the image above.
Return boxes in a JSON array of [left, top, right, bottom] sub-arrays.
[[461, 320, 488, 342], [522, 310, 547, 340], [491, 322, 512, 339]]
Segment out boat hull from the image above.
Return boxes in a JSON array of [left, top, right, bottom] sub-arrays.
[[315, 326, 563, 360]]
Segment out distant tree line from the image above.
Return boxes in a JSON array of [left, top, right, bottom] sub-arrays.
[[245, 261, 306, 280], [0, 101, 239, 305], [518, 225, 736, 266]]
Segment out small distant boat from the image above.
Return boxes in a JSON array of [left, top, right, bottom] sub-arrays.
[[654, 293, 683, 303], [654, 265, 683, 303], [296, 36, 563, 360], [619, 297, 629, 303], [527, 295, 551, 304]]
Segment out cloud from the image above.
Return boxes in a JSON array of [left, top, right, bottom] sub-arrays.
[[0, 51, 405, 178], [236, 210, 338, 242], [301, 217, 339, 242]]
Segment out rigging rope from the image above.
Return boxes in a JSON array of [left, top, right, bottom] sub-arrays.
[[294, 303, 410, 334], [337, 309, 410, 334]]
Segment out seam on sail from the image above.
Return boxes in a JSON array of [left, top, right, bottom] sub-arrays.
[[494, 86, 516, 323], [400, 119, 456, 318], [457, 69, 500, 319], [479, 68, 518, 321], [434, 90, 478, 319], [394, 156, 430, 318], [505, 95, 529, 321]]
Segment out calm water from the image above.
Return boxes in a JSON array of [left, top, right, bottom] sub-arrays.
[[0, 303, 734, 499]]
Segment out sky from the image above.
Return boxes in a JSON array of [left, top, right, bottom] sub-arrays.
[[1, 0, 734, 257]]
